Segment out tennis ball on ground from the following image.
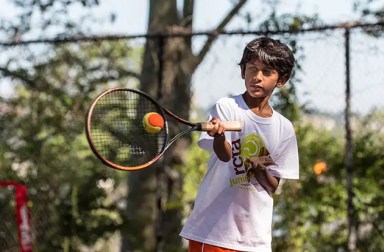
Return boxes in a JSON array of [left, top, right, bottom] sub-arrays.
[[143, 112, 164, 133]]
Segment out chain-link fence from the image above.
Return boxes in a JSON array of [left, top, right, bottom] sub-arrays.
[[1, 22, 383, 251]]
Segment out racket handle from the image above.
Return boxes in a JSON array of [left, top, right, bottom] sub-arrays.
[[199, 121, 244, 131]]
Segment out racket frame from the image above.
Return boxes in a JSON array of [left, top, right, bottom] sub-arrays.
[[86, 88, 170, 171]]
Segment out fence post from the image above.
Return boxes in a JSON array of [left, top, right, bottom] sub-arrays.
[[344, 27, 356, 251], [155, 35, 165, 252]]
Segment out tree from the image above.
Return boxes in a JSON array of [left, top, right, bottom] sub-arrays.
[[0, 39, 144, 250], [0, 1, 141, 249]]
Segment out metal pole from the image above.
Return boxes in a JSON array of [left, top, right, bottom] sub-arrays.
[[155, 35, 165, 252], [344, 28, 356, 251]]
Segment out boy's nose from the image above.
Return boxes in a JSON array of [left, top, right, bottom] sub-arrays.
[[254, 70, 263, 80]]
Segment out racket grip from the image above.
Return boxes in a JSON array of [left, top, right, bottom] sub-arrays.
[[199, 121, 244, 131]]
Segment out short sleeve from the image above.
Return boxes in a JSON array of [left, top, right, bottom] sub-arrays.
[[268, 134, 299, 180]]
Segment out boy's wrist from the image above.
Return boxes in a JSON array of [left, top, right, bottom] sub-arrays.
[[256, 165, 267, 172]]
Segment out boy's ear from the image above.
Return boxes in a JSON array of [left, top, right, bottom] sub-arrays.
[[276, 75, 289, 87]]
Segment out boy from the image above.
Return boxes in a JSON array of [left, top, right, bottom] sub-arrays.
[[180, 37, 299, 251]]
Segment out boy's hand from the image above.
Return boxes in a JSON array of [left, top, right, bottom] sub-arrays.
[[246, 156, 275, 179], [209, 117, 232, 161], [207, 117, 226, 137]]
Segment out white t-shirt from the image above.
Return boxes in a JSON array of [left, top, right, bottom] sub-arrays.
[[180, 94, 299, 252]]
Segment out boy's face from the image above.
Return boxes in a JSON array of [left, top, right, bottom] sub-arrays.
[[242, 60, 287, 99]]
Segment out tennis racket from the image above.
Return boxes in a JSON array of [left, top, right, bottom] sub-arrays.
[[85, 88, 243, 171]]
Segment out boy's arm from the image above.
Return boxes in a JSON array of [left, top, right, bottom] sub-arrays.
[[208, 117, 232, 162], [253, 169, 280, 195], [247, 156, 280, 195], [213, 135, 232, 162]]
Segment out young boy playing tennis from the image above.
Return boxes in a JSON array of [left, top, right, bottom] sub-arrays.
[[180, 37, 299, 252]]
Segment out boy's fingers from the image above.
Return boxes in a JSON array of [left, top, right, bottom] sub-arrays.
[[246, 157, 275, 169], [208, 129, 217, 136], [217, 125, 224, 135], [259, 164, 267, 170]]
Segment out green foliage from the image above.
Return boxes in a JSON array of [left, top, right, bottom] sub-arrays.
[[0, 40, 141, 250], [352, 110, 384, 250], [273, 111, 384, 251], [181, 133, 210, 211]]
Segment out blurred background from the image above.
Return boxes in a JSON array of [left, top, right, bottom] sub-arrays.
[[0, 0, 383, 251]]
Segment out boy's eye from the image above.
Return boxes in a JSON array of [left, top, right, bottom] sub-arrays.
[[247, 67, 273, 76], [262, 69, 272, 76]]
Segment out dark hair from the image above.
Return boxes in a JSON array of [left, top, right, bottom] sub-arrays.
[[239, 37, 295, 79]]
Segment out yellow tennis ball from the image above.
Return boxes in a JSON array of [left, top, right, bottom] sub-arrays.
[[143, 112, 164, 133]]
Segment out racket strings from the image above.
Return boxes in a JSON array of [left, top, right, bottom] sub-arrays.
[[89, 90, 167, 167]]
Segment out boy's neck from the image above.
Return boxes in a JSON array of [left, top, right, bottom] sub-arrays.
[[242, 92, 273, 118]]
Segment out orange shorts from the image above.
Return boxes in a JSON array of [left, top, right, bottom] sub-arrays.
[[188, 240, 244, 252]]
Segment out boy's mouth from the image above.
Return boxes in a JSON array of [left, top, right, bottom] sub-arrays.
[[250, 85, 263, 90]]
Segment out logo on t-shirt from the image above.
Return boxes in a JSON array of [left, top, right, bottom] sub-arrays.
[[230, 133, 269, 188]]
